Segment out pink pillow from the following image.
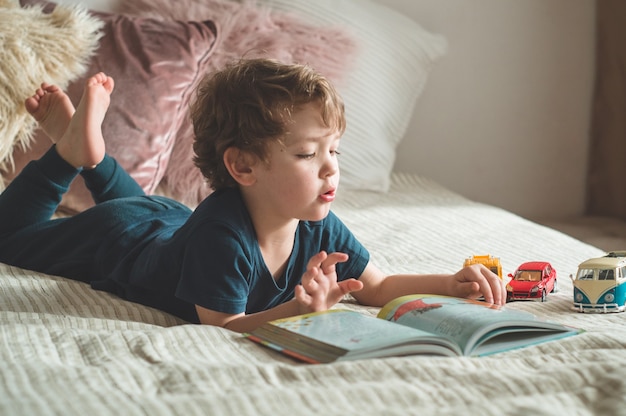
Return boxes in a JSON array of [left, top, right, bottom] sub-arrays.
[[7, 2, 218, 214], [120, 0, 358, 206]]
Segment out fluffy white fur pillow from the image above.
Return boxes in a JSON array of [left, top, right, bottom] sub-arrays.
[[0, 0, 102, 180]]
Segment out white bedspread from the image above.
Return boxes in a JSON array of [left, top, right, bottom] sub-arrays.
[[1, 173, 624, 415]]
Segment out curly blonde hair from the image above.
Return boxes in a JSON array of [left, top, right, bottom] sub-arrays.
[[190, 58, 346, 191]]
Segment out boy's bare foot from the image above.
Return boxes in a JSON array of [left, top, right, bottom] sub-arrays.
[[25, 83, 75, 143], [55, 72, 115, 169]]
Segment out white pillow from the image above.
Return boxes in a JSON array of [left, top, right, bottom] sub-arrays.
[[257, 0, 447, 191]]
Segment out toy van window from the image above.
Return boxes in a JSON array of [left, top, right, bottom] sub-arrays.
[[599, 269, 614, 280], [620, 266, 626, 278], [578, 269, 594, 280]]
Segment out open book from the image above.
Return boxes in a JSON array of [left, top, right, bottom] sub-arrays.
[[246, 294, 582, 363]]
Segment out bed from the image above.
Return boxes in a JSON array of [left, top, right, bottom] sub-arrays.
[[3, 173, 626, 415], [2, 0, 626, 415]]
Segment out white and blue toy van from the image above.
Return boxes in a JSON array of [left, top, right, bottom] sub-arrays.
[[571, 251, 626, 313]]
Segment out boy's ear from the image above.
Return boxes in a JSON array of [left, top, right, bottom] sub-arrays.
[[223, 147, 257, 186]]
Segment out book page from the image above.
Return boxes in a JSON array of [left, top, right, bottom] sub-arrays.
[[251, 309, 462, 362], [271, 309, 452, 353], [377, 295, 577, 355]]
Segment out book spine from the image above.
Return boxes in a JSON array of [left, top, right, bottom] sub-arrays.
[[246, 334, 321, 364]]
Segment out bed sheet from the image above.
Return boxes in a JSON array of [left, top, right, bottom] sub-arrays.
[[1, 173, 624, 415]]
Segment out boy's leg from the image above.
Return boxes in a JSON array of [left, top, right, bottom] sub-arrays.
[[81, 155, 145, 204], [0, 73, 127, 277], [0, 72, 118, 233], [26, 73, 143, 203], [0, 146, 79, 234], [0, 82, 81, 233], [52, 71, 145, 204]]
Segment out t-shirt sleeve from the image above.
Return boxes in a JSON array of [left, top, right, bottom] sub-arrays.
[[175, 223, 252, 314], [322, 212, 370, 281]]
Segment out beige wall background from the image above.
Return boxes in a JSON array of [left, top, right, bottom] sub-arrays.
[[587, 0, 626, 221], [380, 0, 596, 219], [60, 0, 597, 219]]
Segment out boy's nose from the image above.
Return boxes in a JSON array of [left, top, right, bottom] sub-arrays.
[[323, 158, 339, 177]]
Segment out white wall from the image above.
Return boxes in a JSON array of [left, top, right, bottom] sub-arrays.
[[379, 0, 596, 219]]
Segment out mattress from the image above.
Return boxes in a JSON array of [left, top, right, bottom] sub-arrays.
[[1, 173, 624, 415]]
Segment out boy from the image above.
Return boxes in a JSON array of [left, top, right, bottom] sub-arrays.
[[0, 60, 505, 333]]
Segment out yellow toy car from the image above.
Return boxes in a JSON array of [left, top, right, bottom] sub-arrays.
[[463, 254, 503, 279]]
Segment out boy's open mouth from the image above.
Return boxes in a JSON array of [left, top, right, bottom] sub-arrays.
[[320, 189, 336, 202]]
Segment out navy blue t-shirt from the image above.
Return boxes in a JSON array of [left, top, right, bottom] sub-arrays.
[[95, 188, 370, 323]]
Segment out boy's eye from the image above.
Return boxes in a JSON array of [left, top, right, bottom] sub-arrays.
[[296, 150, 340, 159]]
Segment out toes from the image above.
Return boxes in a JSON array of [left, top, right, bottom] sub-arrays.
[[24, 96, 40, 115]]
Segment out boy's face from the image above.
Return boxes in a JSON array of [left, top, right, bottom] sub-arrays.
[[253, 102, 341, 222]]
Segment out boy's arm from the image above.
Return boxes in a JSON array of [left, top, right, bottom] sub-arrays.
[[196, 251, 363, 333], [196, 300, 304, 333], [352, 262, 507, 307]]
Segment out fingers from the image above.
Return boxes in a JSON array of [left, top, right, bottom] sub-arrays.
[[460, 264, 506, 305], [306, 251, 349, 274], [296, 251, 358, 313], [475, 266, 496, 304], [337, 278, 364, 295], [480, 265, 506, 305], [320, 252, 349, 274], [301, 265, 323, 293], [306, 251, 328, 273], [294, 284, 312, 308]]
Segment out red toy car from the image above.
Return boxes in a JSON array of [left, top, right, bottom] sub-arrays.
[[506, 261, 557, 302]]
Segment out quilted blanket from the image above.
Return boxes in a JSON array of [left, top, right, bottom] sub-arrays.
[[1, 173, 624, 416]]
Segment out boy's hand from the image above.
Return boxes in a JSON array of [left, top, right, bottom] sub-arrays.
[[449, 264, 507, 305], [295, 251, 364, 314]]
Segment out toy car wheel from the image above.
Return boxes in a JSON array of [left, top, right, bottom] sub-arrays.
[[551, 279, 557, 293], [541, 289, 546, 302]]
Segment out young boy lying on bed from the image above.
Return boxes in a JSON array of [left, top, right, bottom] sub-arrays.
[[0, 59, 505, 332]]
